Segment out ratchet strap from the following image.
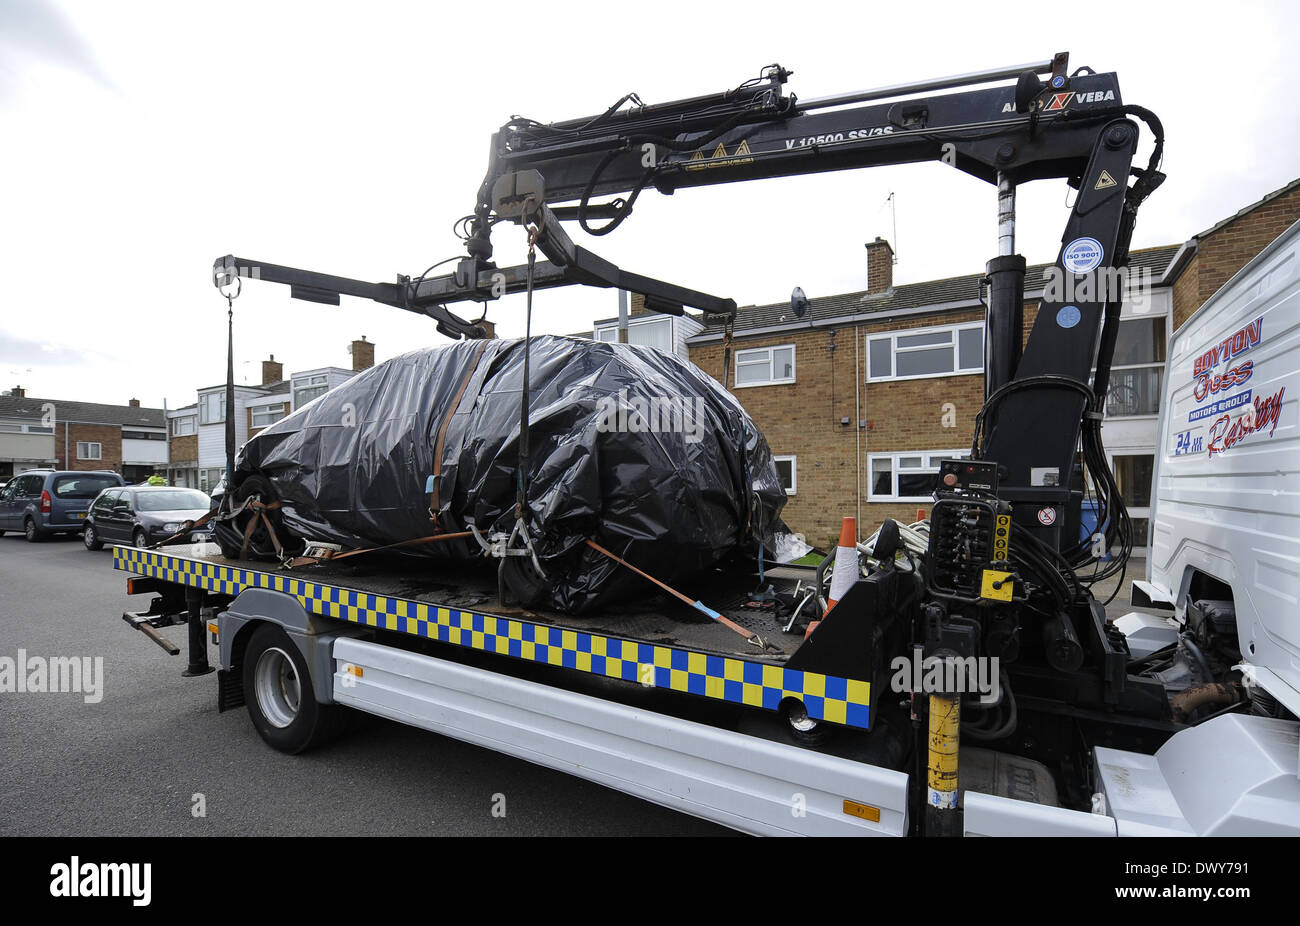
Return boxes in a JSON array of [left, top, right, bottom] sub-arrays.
[[287, 531, 473, 569]]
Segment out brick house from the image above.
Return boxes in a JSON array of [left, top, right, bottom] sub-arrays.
[[0, 389, 167, 482], [591, 178, 1300, 550]]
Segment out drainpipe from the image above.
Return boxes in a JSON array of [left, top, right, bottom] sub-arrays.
[[64, 420, 69, 469], [617, 290, 629, 344], [855, 327, 862, 531]]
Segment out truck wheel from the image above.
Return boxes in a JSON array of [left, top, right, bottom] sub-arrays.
[[83, 524, 104, 550], [242, 623, 346, 754], [24, 518, 43, 543]]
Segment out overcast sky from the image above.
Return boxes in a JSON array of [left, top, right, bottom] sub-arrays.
[[2, 0, 1298, 411]]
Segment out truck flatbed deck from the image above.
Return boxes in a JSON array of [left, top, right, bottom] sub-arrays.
[[113, 544, 872, 730]]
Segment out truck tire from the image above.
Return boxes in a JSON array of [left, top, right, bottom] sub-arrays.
[[242, 623, 347, 754]]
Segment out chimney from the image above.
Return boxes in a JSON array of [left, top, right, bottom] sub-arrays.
[[261, 354, 284, 386], [351, 337, 375, 371], [9, 385, 24, 398], [865, 238, 894, 294], [128, 398, 140, 408], [629, 292, 653, 317]]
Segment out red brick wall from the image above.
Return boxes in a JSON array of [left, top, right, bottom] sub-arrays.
[[688, 306, 1019, 548], [54, 424, 121, 471], [170, 433, 197, 465], [1173, 183, 1300, 330]]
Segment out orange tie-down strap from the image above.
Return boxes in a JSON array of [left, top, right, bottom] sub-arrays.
[[428, 338, 493, 528], [584, 539, 772, 651]]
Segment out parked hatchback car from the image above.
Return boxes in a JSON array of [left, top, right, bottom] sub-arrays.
[[83, 485, 213, 550], [0, 470, 126, 542]]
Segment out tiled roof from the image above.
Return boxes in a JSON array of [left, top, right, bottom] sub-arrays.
[[0, 395, 165, 428], [1195, 177, 1300, 240], [692, 245, 1180, 338]]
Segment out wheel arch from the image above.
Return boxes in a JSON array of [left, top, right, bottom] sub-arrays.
[[220, 587, 365, 706]]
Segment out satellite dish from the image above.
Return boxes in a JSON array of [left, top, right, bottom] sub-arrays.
[[791, 286, 810, 318]]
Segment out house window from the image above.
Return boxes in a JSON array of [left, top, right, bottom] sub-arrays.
[[773, 455, 797, 495], [1103, 317, 1166, 417], [1113, 453, 1155, 547], [251, 404, 286, 428], [198, 468, 226, 492], [867, 323, 983, 381], [734, 345, 795, 387], [172, 416, 197, 437], [198, 392, 225, 424], [869, 451, 967, 501], [594, 316, 674, 352], [123, 430, 166, 441], [293, 374, 329, 408], [76, 441, 102, 461]]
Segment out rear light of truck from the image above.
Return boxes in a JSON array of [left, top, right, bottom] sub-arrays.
[[40, 490, 51, 514]]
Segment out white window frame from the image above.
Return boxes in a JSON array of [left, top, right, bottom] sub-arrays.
[[734, 344, 796, 388], [293, 374, 330, 409], [1095, 293, 1172, 419], [198, 392, 225, 425], [251, 403, 286, 428], [866, 322, 983, 383], [593, 315, 674, 349], [76, 441, 102, 461], [868, 450, 968, 501], [172, 416, 196, 437], [773, 454, 797, 495]]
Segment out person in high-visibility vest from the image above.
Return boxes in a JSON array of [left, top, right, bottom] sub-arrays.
[[146, 474, 168, 486]]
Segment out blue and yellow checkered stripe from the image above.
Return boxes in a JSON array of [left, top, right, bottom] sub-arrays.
[[112, 546, 870, 728]]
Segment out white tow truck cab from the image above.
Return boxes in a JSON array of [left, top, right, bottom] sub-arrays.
[[1101, 217, 1300, 835]]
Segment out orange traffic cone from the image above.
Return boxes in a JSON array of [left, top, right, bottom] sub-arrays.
[[807, 516, 858, 638]]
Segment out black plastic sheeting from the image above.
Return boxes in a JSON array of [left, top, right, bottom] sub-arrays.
[[214, 335, 797, 614]]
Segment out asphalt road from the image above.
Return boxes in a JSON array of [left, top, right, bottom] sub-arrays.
[[0, 532, 729, 836]]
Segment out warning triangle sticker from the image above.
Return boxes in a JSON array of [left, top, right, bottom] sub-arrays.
[[734, 139, 752, 156], [690, 149, 705, 161], [711, 142, 728, 159], [1094, 169, 1118, 190]]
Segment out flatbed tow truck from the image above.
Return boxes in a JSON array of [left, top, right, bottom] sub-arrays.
[[115, 54, 1300, 836], [117, 544, 903, 836]]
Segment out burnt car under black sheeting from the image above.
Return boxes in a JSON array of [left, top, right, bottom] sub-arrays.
[[212, 335, 797, 614]]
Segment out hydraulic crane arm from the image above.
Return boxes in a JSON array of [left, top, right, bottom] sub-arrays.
[[469, 53, 1140, 228], [461, 53, 1164, 556]]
